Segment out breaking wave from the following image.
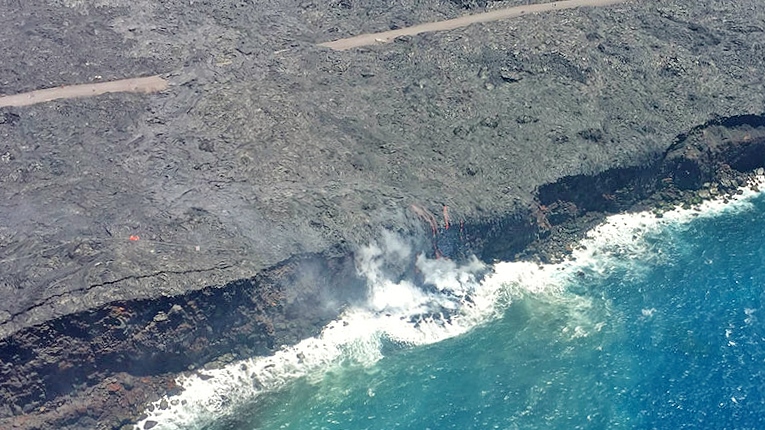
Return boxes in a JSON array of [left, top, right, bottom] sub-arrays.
[[136, 177, 764, 430]]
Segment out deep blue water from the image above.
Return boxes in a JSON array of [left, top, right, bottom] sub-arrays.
[[244, 194, 765, 430]]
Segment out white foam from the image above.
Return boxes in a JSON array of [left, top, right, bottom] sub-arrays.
[[136, 176, 765, 430], [552, 175, 765, 281], [136, 255, 564, 429], [137, 240, 497, 429]]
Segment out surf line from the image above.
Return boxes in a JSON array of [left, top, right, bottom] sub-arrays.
[[318, 0, 630, 51], [135, 175, 765, 430], [0, 75, 168, 108]]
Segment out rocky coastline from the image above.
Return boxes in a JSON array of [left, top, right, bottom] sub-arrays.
[[2, 0, 765, 428], [2, 112, 764, 430]]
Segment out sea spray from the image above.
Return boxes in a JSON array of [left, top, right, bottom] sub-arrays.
[[136, 249, 578, 429], [245, 176, 765, 430], [137, 176, 765, 429], [137, 235, 495, 429]]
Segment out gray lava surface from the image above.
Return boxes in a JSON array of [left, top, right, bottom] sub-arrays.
[[1, 0, 765, 426], [2, 0, 764, 337]]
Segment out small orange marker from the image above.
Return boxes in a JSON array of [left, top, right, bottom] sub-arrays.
[[129, 235, 140, 241]]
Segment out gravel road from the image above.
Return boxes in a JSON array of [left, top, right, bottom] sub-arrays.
[[1, 0, 765, 427]]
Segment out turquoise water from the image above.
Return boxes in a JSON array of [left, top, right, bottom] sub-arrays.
[[138, 191, 765, 430], [243, 194, 765, 430]]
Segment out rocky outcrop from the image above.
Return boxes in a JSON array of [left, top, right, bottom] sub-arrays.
[[0, 251, 364, 423], [663, 115, 765, 190], [2, 0, 765, 428], [3, 113, 765, 429], [515, 114, 765, 263]]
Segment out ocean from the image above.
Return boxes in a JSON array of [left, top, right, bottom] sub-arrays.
[[139, 180, 765, 430]]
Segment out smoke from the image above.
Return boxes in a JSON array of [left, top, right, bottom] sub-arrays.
[[354, 231, 489, 318], [415, 254, 486, 294], [136, 231, 496, 430], [354, 230, 413, 287]]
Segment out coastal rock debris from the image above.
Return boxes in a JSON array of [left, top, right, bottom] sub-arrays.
[[410, 204, 464, 259]]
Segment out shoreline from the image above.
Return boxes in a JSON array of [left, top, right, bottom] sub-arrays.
[[136, 163, 765, 430], [2, 0, 765, 427], [518, 168, 765, 267], [4, 112, 764, 429]]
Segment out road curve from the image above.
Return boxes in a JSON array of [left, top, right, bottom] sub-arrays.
[[319, 0, 630, 51], [0, 75, 168, 108]]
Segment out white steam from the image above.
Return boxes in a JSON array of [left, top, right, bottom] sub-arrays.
[[136, 175, 765, 430], [136, 232, 497, 430]]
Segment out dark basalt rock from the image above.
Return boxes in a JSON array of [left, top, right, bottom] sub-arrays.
[[2, 113, 765, 428], [0, 252, 366, 422], [2, 0, 765, 428], [663, 115, 765, 189]]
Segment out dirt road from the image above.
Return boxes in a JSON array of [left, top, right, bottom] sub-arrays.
[[319, 0, 630, 50], [0, 75, 167, 108], [0, 0, 628, 107], [3, 0, 765, 427]]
